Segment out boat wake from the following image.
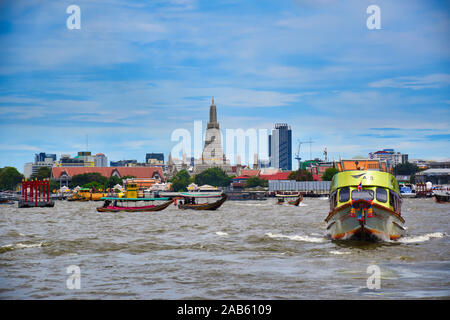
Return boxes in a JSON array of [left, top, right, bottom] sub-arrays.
[[0, 242, 44, 254], [329, 250, 352, 255], [265, 232, 327, 243], [215, 231, 229, 236], [396, 232, 445, 244]]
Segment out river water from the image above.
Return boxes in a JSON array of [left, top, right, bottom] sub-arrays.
[[0, 198, 448, 299]]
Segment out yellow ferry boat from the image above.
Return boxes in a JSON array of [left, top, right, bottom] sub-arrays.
[[324, 160, 405, 241]]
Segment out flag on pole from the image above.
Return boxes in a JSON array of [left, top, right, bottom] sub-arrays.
[[357, 181, 362, 192]]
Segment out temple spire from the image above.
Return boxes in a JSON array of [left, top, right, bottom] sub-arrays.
[[208, 97, 218, 128]]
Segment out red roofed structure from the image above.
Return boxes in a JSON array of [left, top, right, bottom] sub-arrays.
[[259, 171, 292, 181], [240, 169, 260, 177], [51, 167, 165, 187]]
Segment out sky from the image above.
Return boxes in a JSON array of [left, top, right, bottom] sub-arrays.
[[0, 0, 449, 172]]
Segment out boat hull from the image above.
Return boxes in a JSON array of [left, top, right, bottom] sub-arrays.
[[325, 203, 405, 241], [97, 199, 173, 212], [433, 193, 450, 203], [288, 195, 303, 206], [178, 195, 227, 210]]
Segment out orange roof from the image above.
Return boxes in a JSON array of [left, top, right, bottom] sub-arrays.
[[51, 167, 165, 181], [259, 171, 292, 180], [338, 159, 385, 172], [240, 169, 260, 177]]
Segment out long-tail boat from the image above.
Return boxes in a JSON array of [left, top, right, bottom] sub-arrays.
[[97, 197, 173, 212], [433, 190, 450, 203], [324, 160, 405, 241], [175, 192, 227, 210], [275, 193, 303, 206]]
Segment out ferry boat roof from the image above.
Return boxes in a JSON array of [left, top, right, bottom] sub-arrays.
[[330, 170, 400, 194]]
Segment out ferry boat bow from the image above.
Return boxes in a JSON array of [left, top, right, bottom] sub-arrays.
[[325, 170, 405, 241]]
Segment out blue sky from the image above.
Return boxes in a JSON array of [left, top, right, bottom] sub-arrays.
[[0, 0, 449, 172]]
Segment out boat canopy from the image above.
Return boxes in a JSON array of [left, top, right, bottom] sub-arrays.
[[100, 197, 170, 201], [330, 170, 400, 194], [178, 192, 223, 198]]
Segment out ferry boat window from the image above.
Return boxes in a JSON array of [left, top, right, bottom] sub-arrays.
[[389, 190, 395, 208], [351, 189, 374, 200], [339, 187, 350, 202], [376, 188, 387, 203], [330, 191, 337, 210]]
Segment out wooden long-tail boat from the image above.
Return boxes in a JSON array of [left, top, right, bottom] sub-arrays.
[[433, 191, 450, 203], [275, 193, 303, 206], [176, 193, 227, 210], [97, 197, 173, 212], [288, 194, 303, 206]]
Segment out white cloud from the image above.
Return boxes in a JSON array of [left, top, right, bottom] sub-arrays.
[[369, 74, 450, 90]]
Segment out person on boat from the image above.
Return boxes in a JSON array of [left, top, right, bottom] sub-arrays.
[[103, 200, 111, 208]]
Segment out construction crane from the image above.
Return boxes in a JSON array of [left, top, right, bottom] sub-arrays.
[[295, 138, 315, 169], [294, 140, 303, 169]]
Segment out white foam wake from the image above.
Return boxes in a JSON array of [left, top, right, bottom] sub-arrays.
[[215, 231, 229, 236], [329, 250, 352, 255], [397, 232, 445, 244], [265, 232, 327, 243], [0, 242, 44, 252]]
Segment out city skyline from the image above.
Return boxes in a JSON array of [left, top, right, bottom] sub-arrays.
[[1, 0, 449, 172]]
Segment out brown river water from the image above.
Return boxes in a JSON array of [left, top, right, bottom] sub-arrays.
[[0, 198, 449, 299]]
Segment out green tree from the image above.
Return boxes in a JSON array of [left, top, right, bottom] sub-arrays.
[[0, 167, 23, 191], [32, 166, 51, 180], [245, 176, 268, 188], [321, 167, 339, 181], [393, 162, 420, 176], [170, 169, 192, 192], [82, 181, 103, 190], [194, 167, 232, 187], [49, 180, 60, 192], [105, 176, 123, 189], [69, 172, 108, 189], [288, 169, 313, 181]]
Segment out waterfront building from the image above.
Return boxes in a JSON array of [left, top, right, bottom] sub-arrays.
[[415, 168, 450, 185], [51, 167, 165, 188], [269, 123, 292, 171]]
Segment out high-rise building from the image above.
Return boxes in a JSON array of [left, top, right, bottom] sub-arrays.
[[94, 153, 108, 167], [269, 123, 292, 171], [24, 152, 57, 178], [110, 160, 137, 167], [369, 149, 408, 169], [34, 152, 56, 163], [146, 153, 164, 164]]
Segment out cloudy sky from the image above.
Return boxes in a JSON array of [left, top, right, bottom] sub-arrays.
[[0, 0, 449, 171]]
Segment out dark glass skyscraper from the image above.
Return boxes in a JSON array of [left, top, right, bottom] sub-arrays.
[[268, 123, 292, 171]]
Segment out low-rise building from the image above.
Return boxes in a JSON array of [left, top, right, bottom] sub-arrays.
[[369, 149, 408, 169], [415, 168, 450, 185], [51, 166, 165, 187]]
